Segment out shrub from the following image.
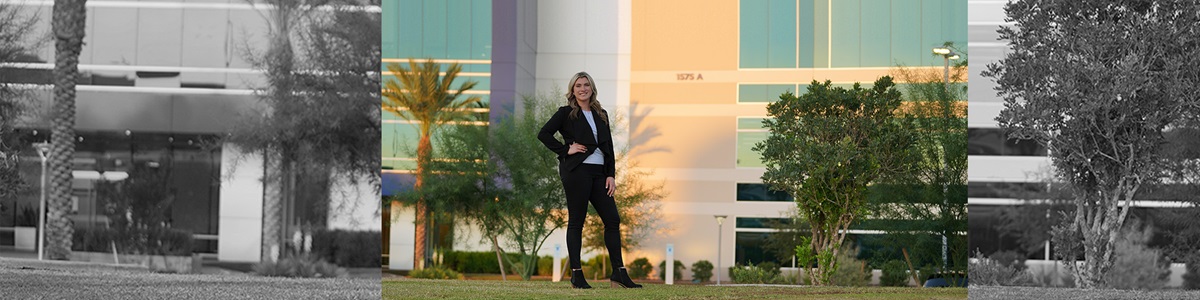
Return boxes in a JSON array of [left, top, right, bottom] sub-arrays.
[[730, 263, 789, 284], [691, 260, 714, 282], [311, 229, 381, 268], [1104, 234, 1170, 290], [658, 259, 685, 281], [830, 250, 870, 286], [627, 257, 653, 279], [880, 260, 910, 287], [583, 255, 612, 279], [989, 250, 1027, 271], [537, 256, 554, 277], [441, 251, 521, 274], [408, 265, 464, 280], [969, 250, 1035, 286], [15, 205, 36, 227], [71, 227, 193, 256], [1185, 255, 1200, 290], [253, 253, 347, 278]]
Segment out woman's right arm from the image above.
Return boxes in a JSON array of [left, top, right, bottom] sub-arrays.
[[538, 107, 570, 159]]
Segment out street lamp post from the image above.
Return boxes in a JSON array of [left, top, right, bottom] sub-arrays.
[[930, 47, 959, 271], [34, 142, 50, 261], [714, 215, 727, 286]]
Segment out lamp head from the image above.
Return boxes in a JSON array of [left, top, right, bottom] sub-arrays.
[[932, 47, 951, 55], [715, 215, 727, 225]]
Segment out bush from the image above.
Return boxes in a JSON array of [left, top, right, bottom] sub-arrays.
[[311, 229, 381, 268], [71, 227, 194, 256], [730, 263, 789, 284], [691, 260, 714, 282], [408, 265, 464, 280], [969, 250, 1035, 286], [658, 259, 685, 281], [830, 250, 870, 286], [15, 205, 36, 227], [880, 260, 910, 287], [253, 253, 347, 278], [441, 251, 521, 274], [584, 255, 612, 279], [1104, 237, 1170, 290], [1185, 255, 1200, 290], [537, 256, 555, 277], [989, 250, 1027, 272], [627, 257, 653, 279]]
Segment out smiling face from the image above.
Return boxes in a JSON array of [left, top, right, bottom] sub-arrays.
[[572, 76, 593, 107]]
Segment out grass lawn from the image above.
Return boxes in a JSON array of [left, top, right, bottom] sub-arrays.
[[384, 277, 967, 299], [969, 286, 1200, 300]]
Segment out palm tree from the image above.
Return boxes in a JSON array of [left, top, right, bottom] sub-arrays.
[[45, 0, 87, 260], [383, 59, 481, 270]]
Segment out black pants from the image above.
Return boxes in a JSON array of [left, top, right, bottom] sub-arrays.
[[563, 163, 623, 270]]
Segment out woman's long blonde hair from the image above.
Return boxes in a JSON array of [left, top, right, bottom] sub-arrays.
[[566, 71, 607, 123]]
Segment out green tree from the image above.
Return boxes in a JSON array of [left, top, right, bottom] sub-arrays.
[[754, 77, 916, 286], [0, 2, 41, 199], [869, 52, 969, 275], [382, 59, 482, 270], [46, 0, 88, 261], [983, 0, 1200, 288]]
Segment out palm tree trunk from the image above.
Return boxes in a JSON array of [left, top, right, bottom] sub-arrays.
[[413, 130, 431, 270], [262, 150, 283, 262], [46, 0, 87, 261]]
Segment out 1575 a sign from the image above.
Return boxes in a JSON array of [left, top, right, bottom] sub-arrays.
[[676, 73, 704, 81]]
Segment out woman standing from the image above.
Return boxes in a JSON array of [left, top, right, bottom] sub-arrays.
[[538, 72, 642, 289]]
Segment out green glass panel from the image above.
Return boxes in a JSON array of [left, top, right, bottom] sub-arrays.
[[946, 0, 968, 51], [768, 0, 797, 68], [921, 0, 944, 66], [382, 0, 400, 58], [798, 0, 815, 68], [423, 0, 447, 59], [740, 0, 769, 68], [737, 117, 767, 130], [738, 84, 768, 103], [890, 0, 923, 66], [830, 0, 861, 67], [813, 0, 829, 68], [860, 0, 892, 67], [446, 0, 472, 59], [766, 84, 796, 102], [396, 0, 423, 59], [471, 0, 491, 59], [737, 131, 768, 167]]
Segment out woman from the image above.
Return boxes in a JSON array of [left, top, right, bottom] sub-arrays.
[[538, 71, 642, 289]]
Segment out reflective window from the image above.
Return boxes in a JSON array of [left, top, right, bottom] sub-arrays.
[[736, 183, 793, 202]]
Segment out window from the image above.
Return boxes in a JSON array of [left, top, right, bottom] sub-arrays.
[[737, 183, 793, 202], [736, 117, 768, 167], [393, 0, 492, 60]]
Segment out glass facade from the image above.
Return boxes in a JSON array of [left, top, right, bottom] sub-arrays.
[[739, 0, 967, 69]]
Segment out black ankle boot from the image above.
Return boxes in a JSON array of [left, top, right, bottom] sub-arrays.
[[570, 269, 592, 289], [610, 267, 643, 288]]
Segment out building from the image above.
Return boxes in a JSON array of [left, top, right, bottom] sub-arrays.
[[0, 0, 380, 263], [384, 0, 967, 280]]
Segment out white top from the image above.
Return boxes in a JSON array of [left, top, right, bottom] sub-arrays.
[[581, 110, 605, 165]]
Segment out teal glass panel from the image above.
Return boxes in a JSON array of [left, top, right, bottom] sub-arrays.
[[382, 0, 400, 58], [813, 0, 829, 68], [798, 0, 815, 68], [738, 117, 767, 130], [890, 0, 923, 66], [396, 0, 423, 59], [382, 123, 421, 160], [797, 83, 810, 96], [921, 0, 944, 66], [738, 84, 768, 103], [445, 0, 472, 59], [830, 0, 861, 67], [740, 0, 769, 68], [423, 0, 448, 59], [737, 131, 768, 167], [860, 0, 892, 67], [767, 0, 797, 68], [471, 0, 491, 59], [945, 0, 968, 51], [765, 84, 796, 102]]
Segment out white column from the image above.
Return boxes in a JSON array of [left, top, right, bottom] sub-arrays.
[[217, 144, 263, 263], [666, 243, 675, 285]]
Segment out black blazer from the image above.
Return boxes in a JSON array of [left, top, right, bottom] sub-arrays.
[[538, 106, 616, 178]]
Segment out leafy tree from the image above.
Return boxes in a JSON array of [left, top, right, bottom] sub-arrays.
[[869, 53, 969, 275], [382, 59, 482, 270], [0, 2, 41, 199], [46, 0, 88, 260], [754, 77, 916, 285], [230, 0, 379, 262], [983, 0, 1200, 288]]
